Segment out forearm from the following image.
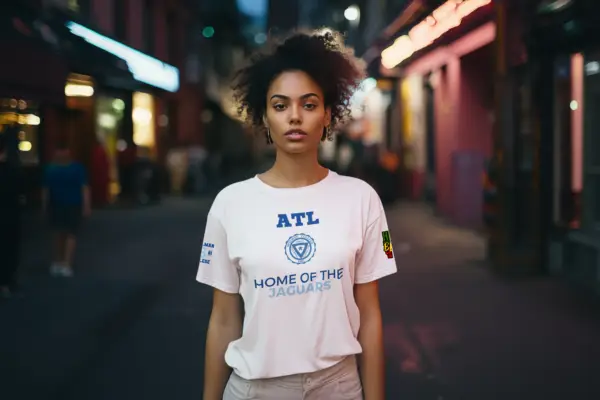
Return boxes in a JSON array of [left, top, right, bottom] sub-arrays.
[[203, 318, 241, 400], [357, 311, 385, 400]]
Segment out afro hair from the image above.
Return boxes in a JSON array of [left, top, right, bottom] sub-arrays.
[[231, 29, 366, 141]]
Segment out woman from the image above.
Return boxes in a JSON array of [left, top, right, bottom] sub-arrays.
[[197, 30, 397, 400]]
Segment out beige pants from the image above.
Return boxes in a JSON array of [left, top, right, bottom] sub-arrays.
[[223, 356, 363, 400]]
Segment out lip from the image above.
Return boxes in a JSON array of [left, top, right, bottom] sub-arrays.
[[284, 129, 308, 141]]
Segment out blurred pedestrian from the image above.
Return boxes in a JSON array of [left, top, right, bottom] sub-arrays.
[[198, 30, 397, 400], [0, 128, 22, 298], [42, 143, 91, 277]]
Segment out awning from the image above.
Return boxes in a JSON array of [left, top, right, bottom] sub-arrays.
[[361, 0, 436, 68], [64, 22, 180, 93], [44, 7, 180, 93], [0, 4, 69, 104], [42, 8, 140, 91], [378, 0, 494, 73], [363, 0, 494, 75]]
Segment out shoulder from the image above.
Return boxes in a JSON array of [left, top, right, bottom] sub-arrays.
[[215, 177, 258, 202], [329, 172, 383, 222], [209, 177, 258, 218], [330, 172, 380, 199]]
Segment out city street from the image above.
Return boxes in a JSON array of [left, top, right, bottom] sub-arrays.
[[1, 198, 600, 400]]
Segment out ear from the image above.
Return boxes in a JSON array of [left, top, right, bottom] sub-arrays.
[[324, 106, 332, 127], [262, 114, 269, 129]]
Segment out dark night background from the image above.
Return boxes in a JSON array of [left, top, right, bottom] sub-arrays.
[[1, 0, 600, 399]]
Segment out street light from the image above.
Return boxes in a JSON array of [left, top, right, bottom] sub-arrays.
[[344, 5, 360, 22]]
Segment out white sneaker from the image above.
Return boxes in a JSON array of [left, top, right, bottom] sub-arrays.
[[50, 263, 74, 278], [50, 263, 63, 277]]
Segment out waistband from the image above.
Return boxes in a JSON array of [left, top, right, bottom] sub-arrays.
[[246, 356, 358, 390]]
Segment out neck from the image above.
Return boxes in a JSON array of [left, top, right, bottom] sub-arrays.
[[270, 149, 327, 187]]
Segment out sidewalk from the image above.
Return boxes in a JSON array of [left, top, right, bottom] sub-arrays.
[[0, 198, 213, 400], [1, 200, 599, 400], [381, 202, 600, 399]]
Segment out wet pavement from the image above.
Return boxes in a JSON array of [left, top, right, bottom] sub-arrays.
[[1, 199, 599, 399]]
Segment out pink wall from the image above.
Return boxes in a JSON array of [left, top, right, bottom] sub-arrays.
[[431, 44, 494, 223], [433, 58, 461, 217], [458, 45, 494, 155]]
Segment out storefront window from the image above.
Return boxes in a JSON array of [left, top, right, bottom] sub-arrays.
[[96, 96, 125, 199], [133, 92, 155, 157], [0, 98, 40, 165]]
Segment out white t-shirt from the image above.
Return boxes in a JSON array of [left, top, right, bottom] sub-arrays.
[[196, 170, 397, 380]]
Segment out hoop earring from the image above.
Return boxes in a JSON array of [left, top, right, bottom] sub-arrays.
[[266, 129, 273, 144], [321, 125, 332, 142]]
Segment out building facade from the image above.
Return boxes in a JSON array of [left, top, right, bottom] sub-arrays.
[[0, 0, 203, 206], [360, 0, 600, 293], [523, 0, 600, 292], [375, 0, 496, 228]]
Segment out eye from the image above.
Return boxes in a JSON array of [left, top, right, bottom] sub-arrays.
[[273, 104, 286, 111], [304, 103, 317, 110]]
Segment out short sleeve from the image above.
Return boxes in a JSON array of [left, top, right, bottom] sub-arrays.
[[354, 190, 398, 284], [196, 209, 240, 294]]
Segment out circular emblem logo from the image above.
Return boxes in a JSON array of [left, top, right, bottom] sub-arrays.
[[285, 233, 317, 264]]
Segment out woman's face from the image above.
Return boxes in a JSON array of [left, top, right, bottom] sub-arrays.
[[265, 70, 330, 154]]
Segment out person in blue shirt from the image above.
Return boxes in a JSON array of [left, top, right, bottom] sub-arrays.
[[42, 143, 91, 277]]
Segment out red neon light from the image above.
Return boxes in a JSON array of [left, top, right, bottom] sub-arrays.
[[381, 0, 492, 69]]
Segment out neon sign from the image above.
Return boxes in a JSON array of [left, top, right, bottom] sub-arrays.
[[65, 22, 180, 93], [381, 0, 491, 69]]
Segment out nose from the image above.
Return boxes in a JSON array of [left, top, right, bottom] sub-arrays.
[[289, 104, 302, 125]]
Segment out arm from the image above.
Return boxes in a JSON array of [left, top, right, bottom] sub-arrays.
[[79, 164, 91, 216], [203, 289, 243, 400], [355, 281, 385, 400], [353, 187, 397, 400]]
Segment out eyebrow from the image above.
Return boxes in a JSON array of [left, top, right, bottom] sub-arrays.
[[270, 93, 320, 101]]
